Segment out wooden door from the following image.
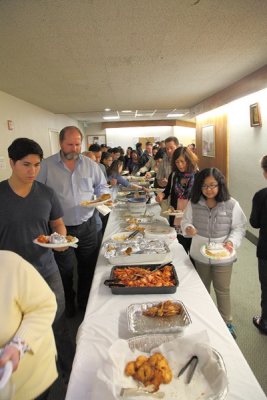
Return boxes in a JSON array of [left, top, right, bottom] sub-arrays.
[[138, 137, 155, 148], [195, 113, 228, 181]]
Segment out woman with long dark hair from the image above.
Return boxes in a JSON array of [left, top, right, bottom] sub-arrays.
[[156, 146, 198, 252]]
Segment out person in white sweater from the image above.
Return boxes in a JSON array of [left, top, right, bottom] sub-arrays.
[[181, 168, 247, 338], [0, 251, 57, 400]]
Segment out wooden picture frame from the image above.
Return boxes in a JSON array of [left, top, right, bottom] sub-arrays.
[[202, 125, 215, 157], [250, 103, 262, 127]]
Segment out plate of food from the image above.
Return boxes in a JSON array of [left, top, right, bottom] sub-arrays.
[[33, 233, 79, 248], [200, 242, 236, 260], [163, 207, 184, 217], [127, 300, 191, 334], [80, 193, 111, 207]]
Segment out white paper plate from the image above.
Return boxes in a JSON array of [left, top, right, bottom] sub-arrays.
[[33, 236, 79, 248], [200, 244, 236, 260], [0, 360, 13, 390], [163, 210, 184, 217], [80, 199, 111, 208]]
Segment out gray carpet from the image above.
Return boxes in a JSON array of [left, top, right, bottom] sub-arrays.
[[228, 238, 267, 396], [48, 238, 267, 399]]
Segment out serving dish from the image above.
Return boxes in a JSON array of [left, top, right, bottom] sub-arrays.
[[96, 334, 228, 400], [127, 300, 191, 334], [103, 238, 171, 265], [106, 263, 179, 294]]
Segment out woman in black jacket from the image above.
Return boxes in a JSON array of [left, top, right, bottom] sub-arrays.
[[250, 155, 267, 334], [156, 146, 198, 253]]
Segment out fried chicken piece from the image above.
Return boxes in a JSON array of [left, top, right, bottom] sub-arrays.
[[124, 352, 172, 393], [135, 355, 148, 368], [125, 361, 136, 376], [37, 235, 49, 243]]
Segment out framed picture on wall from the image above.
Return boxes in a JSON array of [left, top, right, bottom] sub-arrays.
[[202, 125, 215, 157], [250, 103, 262, 127]]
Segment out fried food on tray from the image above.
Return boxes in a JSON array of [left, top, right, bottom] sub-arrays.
[[143, 300, 182, 318], [124, 247, 133, 256], [37, 234, 49, 243], [124, 352, 172, 392], [113, 265, 175, 287]]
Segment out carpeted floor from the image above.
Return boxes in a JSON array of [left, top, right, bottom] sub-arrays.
[[48, 237, 267, 399], [227, 237, 267, 396]]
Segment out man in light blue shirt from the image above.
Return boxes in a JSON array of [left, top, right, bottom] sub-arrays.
[[37, 126, 110, 316]]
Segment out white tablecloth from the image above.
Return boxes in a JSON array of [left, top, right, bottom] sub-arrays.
[[66, 204, 266, 400]]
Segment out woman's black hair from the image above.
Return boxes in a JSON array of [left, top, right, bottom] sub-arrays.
[[107, 159, 123, 176], [171, 147, 198, 173], [190, 167, 230, 204], [101, 152, 113, 163], [8, 138, 43, 162]]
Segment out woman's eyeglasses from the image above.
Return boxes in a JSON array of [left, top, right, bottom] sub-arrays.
[[201, 184, 218, 190]]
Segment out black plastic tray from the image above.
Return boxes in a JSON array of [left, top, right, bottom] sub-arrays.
[[108, 263, 179, 295]]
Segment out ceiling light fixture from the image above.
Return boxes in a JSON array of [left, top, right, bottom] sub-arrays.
[[167, 112, 185, 118], [104, 108, 111, 112], [102, 115, 120, 120]]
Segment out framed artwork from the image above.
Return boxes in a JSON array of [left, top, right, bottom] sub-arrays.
[[202, 125, 215, 157], [250, 103, 262, 127]]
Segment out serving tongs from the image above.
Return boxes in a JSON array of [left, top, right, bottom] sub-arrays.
[[120, 386, 164, 398], [104, 279, 126, 287], [177, 355, 198, 384], [126, 230, 140, 240]]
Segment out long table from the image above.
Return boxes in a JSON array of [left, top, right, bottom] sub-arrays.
[[66, 204, 266, 400]]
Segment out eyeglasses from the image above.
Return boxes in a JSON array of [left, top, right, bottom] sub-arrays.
[[201, 184, 218, 190]]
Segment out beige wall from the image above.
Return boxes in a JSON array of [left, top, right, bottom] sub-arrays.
[[196, 87, 267, 238], [0, 90, 80, 180]]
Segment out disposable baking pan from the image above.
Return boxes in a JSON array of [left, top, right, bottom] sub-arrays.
[[107, 263, 179, 295], [127, 300, 191, 334]]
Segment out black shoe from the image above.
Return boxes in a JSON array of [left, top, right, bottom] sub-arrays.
[[253, 316, 267, 335], [65, 300, 76, 318]]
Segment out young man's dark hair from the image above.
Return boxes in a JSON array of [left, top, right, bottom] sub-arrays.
[[89, 143, 101, 152], [8, 138, 43, 162], [111, 147, 120, 154]]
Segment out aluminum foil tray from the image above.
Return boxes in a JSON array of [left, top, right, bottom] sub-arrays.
[[103, 238, 171, 265], [127, 335, 228, 400], [108, 264, 179, 294], [127, 300, 191, 334]]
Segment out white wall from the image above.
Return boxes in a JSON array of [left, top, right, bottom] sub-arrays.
[[227, 88, 267, 236], [105, 125, 195, 150], [85, 123, 106, 147], [0, 90, 80, 180]]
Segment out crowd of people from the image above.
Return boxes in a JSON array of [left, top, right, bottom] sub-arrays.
[[0, 126, 266, 399]]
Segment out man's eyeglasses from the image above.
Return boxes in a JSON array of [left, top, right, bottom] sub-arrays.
[[201, 184, 218, 190]]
